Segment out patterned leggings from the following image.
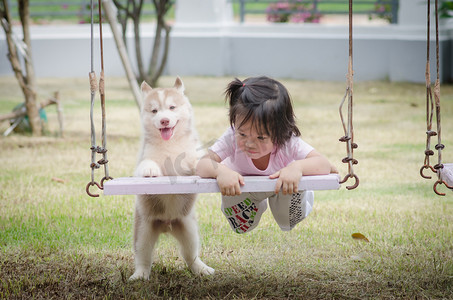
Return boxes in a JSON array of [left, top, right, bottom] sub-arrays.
[[221, 191, 314, 234]]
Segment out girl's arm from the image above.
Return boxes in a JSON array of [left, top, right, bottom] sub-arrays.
[[196, 150, 244, 196], [269, 150, 333, 195]]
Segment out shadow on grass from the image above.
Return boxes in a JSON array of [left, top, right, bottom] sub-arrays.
[[1, 248, 452, 299]]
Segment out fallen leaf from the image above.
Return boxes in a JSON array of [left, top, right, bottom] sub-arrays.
[[51, 177, 66, 184], [352, 232, 369, 242]]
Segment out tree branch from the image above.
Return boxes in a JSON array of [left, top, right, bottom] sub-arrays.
[[149, 0, 172, 86], [0, 95, 59, 123]]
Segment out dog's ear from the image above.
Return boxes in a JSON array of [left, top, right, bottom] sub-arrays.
[[174, 76, 185, 94], [141, 81, 152, 95]]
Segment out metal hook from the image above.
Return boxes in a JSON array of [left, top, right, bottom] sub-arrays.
[[86, 181, 102, 197], [433, 180, 446, 196], [100, 176, 113, 188], [420, 165, 436, 179], [339, 173, 359, 190], [433, 179, 453, 196]]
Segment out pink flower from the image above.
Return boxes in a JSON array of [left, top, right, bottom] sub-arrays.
[[276, 2, 290, 10], [376, 4, 386, 13], [266, 1, 322, 24]]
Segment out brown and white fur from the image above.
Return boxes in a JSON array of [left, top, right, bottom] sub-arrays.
[[129, 77, 214, 280]]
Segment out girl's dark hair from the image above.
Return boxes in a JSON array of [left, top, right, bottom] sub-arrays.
[[224, 76, 301, 148]]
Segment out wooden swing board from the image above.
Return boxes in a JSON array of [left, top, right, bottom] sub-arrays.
[[441, 163, 453, 186], [103, 174, 341, 195]]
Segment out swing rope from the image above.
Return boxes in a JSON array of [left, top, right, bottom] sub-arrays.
[[338, 0, 359, 190], [86, 2, 347, 196], [420, 0, 453, 196], [86, 0, 112, 197]]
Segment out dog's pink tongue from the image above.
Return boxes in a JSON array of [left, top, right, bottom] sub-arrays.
[[160, 128, 173, 140]]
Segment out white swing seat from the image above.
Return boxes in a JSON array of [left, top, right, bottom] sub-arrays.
[[103, 174, 341, 195], [441, 163, 453, 187]]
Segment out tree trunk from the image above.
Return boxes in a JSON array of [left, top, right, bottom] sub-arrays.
[[111, 0, 172, 88], [134, 15, 146, 83], [148, 16, 162, 86], [151, 16, 170, 86], [19, 0, 41, 136], [149, 0, 172, 87], [111, 0, 130, 47], [1, 0, 42, 136], [102, 0, 142, 110]]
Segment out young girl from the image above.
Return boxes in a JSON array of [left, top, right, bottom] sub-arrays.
[[196, 76, 334, 234]]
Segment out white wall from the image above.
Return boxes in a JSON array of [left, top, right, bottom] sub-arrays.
[[0, 0, 452, 82]]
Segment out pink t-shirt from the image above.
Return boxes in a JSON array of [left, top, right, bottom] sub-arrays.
[[209, 127, 314, 176]]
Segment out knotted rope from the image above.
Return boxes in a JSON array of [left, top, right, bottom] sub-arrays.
[[86, 0, 112, 197], [338, 0, 359, 190], [420, 0, 452, 196]]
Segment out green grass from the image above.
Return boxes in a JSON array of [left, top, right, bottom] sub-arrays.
[[0, 76, 453, 299], [9, 0, 172, 24], [10, 0, 383, 25]]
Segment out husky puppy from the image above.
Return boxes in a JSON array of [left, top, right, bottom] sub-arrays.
[[129, 77, 214, 280]]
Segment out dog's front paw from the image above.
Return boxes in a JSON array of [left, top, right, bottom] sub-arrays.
[[129, 267, 150, 281], [199, 265, 215, 276], [135, 160, 163, 177], [190, 257, 215, 276]]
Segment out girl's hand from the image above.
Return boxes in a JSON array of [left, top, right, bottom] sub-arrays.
[[269, 162, 302, 195], [216, 167, 245, 196], [196, 151, 244, 196]]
